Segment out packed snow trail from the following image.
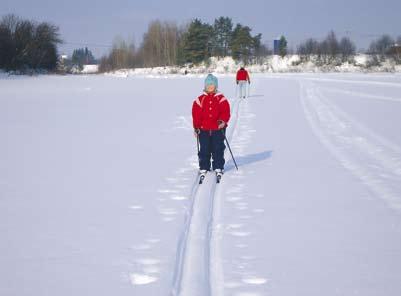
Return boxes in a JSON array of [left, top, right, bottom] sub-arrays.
[[300, 80, 401, 211], [172, 97, 242, 296]]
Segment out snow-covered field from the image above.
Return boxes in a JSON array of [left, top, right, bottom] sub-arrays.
[[1, 73, 401, 296]]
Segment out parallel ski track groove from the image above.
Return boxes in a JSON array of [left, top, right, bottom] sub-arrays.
[[170, 96, 242, 296], [299, 79, 401, 211]]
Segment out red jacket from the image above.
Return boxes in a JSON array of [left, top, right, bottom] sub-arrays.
[[192, 92, 230, 131], [236, 69, 250, 81]]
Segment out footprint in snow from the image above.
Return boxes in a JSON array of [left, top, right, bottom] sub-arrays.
[[239, 215, 253, 220], [146, 238, 160, 244], [241, 276, 268, 285], [131, 244, 152, 251], [170, 195, 188, 201], [226, 223, 243, 230], [226, 185, 244, 194], [162, 217, 175, 222], [226, 196, 243, 202], [130, 273, 158, 285], [174, 184, 189, 189], [158, 208, 178, 215], [240, 256, 256, 260], [229, 231, 251, 237], [158, 208, 178, 222], [158, 189, 179, 194], [235, 202, 248, 210], [173, 116, 193, 130]]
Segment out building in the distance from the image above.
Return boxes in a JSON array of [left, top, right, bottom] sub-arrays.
[[59, 54, 68, 62], [273, 38, 281, 55]]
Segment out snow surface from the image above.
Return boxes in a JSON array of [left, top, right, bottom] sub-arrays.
[[1, 73, 401, 296]]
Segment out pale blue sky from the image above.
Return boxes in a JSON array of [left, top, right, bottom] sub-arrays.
[[2, 0, 400, 57]]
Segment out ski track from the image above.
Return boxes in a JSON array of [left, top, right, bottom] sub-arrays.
[[318, 86, 401, 103], [300, 79, 401, 212], [305, 77, 401, 88], [171, 97, 243, 296]]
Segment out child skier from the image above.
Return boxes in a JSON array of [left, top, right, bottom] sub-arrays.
[[236, 67, 250, 98], [192, 74, 231, 183]]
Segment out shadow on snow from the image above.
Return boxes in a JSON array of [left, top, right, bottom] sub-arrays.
[[225, 150, 273, 172]]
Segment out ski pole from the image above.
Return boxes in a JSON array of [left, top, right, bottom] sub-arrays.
[[196, 132, 200, 155], [222, 130, 238, 170]]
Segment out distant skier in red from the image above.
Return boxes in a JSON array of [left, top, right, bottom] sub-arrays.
[[236, 67, 250, 98], [192, 74, 230, 183]]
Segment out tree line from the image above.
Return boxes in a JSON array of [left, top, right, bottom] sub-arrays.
[[99, 17, 268, 72], [0, 14, 61, 72], [72, 47, 96, 66], [100, 18, 401, 72], [297, 31, 356, 64], [297, 31, 401, 65], [367, 35, 401, 65]]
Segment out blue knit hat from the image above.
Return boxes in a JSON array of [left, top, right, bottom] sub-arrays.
[[204, 74, 218, 90]]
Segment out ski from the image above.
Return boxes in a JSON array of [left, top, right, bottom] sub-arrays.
[[199, 172, 222, 184], [199, 174, 206, 184], [199, 171, 207, 184], [216, 174, 222, 184], [215, 170, 223, 184]]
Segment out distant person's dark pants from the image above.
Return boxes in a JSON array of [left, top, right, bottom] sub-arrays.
[[198, 129, 226, 171]]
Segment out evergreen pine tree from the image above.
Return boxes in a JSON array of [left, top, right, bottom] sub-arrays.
[[182, 19, 213, 64], [212, 17, 233, 57], [230, 24, 254, 63], [279, 35, 287, 57], [72, 47, 95, 68]]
